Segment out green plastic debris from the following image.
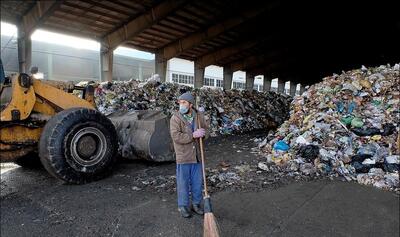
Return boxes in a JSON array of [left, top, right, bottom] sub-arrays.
[[351, 117, 364, 128], [372, 100, 381, 106], [341, 115, 354, 126]]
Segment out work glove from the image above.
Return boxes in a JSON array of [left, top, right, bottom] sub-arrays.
[[193, 128, 206, 138]]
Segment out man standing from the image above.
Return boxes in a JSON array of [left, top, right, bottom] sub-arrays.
[[170, 92, 209, 218]]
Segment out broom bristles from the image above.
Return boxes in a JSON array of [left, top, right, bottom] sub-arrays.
[[204, 212, 220, 237]]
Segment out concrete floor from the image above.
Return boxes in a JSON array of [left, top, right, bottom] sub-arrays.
[[1, 134, 399, 237]]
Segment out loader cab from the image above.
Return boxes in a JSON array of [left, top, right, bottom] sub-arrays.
[[0, 59, 12, 111], [0, 59, 4, 86]]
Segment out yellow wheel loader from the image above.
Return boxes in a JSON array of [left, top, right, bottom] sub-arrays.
[[0, 60, 174, 184]]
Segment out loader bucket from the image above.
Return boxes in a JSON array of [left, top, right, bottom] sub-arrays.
[[107, 110, 175, 162]]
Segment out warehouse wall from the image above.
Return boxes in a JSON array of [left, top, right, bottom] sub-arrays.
[[1, 33, 296, 94], [1, 35, 154, 82]]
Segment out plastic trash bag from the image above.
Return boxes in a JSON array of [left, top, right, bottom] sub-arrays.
[[297, 145, 320, 162], [273, 140, 290, 151], [352, 127, 381, 136], [382, 123, 396, 136]]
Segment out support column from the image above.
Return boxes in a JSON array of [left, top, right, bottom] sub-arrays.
[[277, 78, 285, 94], [223, 66, 233, 90], [155, 53, 167, 82], [245, 72, 255, 91], [194, 61, 204, 89], [263, 75, 271, 92], [100, 42, 114, 82], [17, 26, 32, 73], [289, 82, 296, 97], [138, 63, 143, 81], [299, 84, 306, 95], [47, 53, 53, 80]]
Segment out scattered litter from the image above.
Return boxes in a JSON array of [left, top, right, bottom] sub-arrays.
[[131, 186, 142, 191], [257, 162, 269, 171], [234, 164, 251, 173]]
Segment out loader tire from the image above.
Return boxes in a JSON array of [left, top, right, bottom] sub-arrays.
[[39, 108, 118, 184], [14, 152, 42, 168]]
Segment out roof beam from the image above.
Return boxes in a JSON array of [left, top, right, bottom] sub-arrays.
[[113, 0, 147, 12], [62, 2, 125, 21], [83, 0, 133, 17], [103, 0, 187, 50], [0, 2, 36, 24], [22, 0, 64, 35], [158, 4, 274, 60], [42, 22, 101, 39], [0, 12, 16, 24], [56, 8, 116, 27]]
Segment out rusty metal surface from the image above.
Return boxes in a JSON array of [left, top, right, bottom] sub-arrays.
[[0, 120, 43, 162]]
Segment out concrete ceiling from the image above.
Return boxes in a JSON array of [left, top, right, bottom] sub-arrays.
[[1, 0, 399, 84]]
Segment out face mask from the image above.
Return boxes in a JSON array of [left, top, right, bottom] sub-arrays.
[[179, 104, 189, 114]]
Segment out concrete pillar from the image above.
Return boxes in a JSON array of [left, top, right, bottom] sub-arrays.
[[17, 26, 32, 73], [263, 75, 271, 92], [277, 78, 285, 94], [223, 66, 233, 90], [289, 82, 296, 96], [194, 61, 204, 89], [155, 53, 167, 82], [138, 63, 143, 81], [47, 53, 53, 80], [245, 72, 255, 91], [300, 84, 306, 94], [100, 42, 114, 82]]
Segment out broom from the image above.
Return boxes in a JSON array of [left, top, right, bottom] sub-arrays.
[[197, 112, 220, 237]]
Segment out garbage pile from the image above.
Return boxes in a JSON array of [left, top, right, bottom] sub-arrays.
[[199, 88, 291, 136], [258, 64, 400, 192], [95, 77, 291, 136]]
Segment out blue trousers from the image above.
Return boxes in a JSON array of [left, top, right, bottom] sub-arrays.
[[176, 163, 203, 207]]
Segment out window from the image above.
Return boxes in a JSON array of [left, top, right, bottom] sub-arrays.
[[253, 84, 263, 91], [174, 74, 191, 84], [216, 79, 223, 88], [171, 73, 194, 85], [172, 73, 179, 83], [203, 77, 215, 87], [233, 81, 245, 90]]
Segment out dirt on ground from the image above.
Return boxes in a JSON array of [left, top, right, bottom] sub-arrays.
[[1, 131, 399, 237]]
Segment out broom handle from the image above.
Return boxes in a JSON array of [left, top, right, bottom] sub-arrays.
[[197, 113, 209, 197]]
